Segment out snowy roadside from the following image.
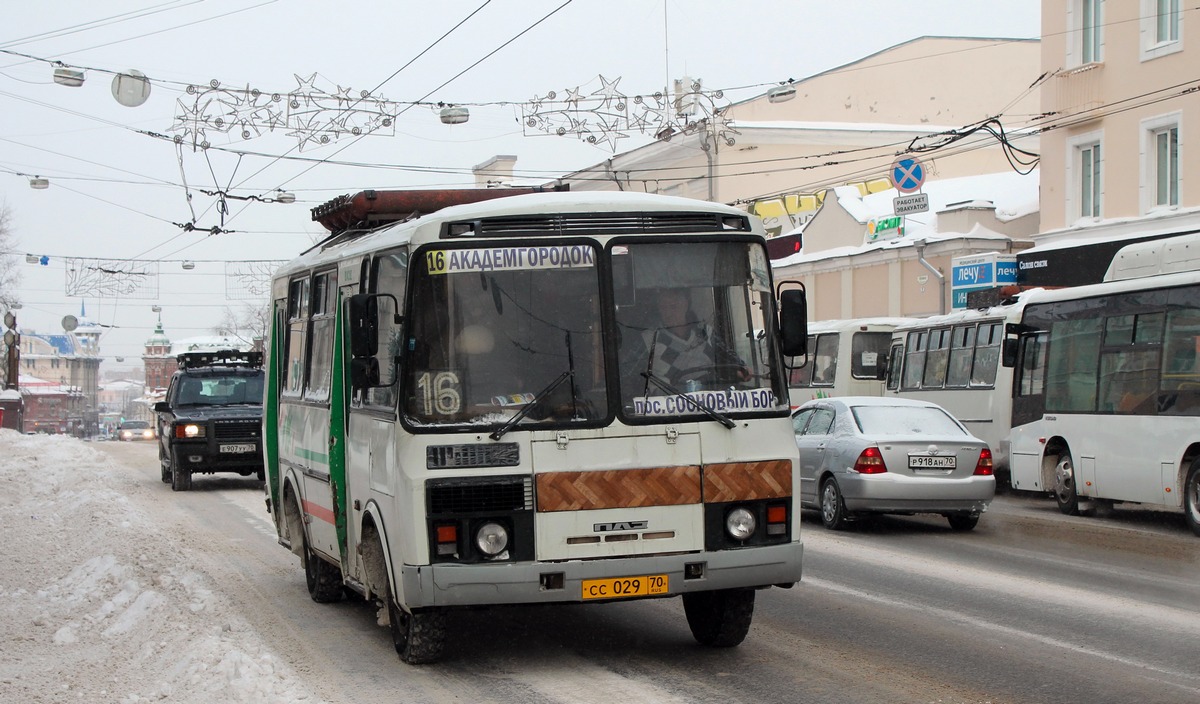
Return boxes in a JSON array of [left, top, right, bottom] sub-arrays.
[[0, 429, 327, 704]]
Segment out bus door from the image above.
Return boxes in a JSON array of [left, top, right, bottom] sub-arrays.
[[344, 250, 408, 577], [1008, 328, 1047, 491]]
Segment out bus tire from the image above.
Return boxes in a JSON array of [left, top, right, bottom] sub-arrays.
[[1185, 460, 1200, 538], [820, 477, 850, 530], [387, 596, 446, 664], [302, 531, 343, 603], [683, 588, 755, 647], [170, 452, 191, 492], [1052, 450, 1080, 516]]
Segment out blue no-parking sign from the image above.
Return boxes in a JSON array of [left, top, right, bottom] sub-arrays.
[[890, 157, 925, 194]]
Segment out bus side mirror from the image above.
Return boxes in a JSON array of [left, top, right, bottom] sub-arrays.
[[350, 357, 380, 389], [348, 294, 379, 359], [1002, 338, 1018, 368], [778, 288, 808, 357]]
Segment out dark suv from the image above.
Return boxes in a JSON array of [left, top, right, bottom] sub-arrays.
[[154, 350, 265, 491]]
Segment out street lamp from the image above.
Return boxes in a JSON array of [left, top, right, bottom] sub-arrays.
[[3, 311, 20, 391]]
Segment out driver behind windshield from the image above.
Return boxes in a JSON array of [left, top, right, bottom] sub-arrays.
[[645, 287, 750, 390]]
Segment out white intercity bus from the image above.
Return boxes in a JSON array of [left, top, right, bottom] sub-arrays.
[[1005, 234, 1200, 536], [264, 188, 810, 663]]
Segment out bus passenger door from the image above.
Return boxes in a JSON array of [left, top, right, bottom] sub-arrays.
[[1009, 331, 1047, 491]]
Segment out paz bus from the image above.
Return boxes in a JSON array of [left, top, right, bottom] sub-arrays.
[[264, 188, 809, 663], [787, 317, 913, 407], [1005, 234, 1200, 536]]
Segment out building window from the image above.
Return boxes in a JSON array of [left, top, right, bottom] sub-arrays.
[[1157, 0, 1180, 43], [1070, 130, 1104, 223], [1155, 125, 1180, 207], [1141, 113, 1182, 213], [1141, 0, 1183, 59], [1078, 141, 1102, 219], [1080, 0, 1103, 64]]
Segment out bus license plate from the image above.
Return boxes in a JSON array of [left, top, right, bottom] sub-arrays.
[[581, 574, 669, 600], [220, 443, 255, 454], [909, 455, 956, 469]]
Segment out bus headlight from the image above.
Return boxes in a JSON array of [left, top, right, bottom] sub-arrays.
[[475, 522, 509, 557], [725, 507, 757, 540]]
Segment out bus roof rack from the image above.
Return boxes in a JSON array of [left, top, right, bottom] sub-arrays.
[[177, 349, 263, 369], [310, 185, 570, 234]]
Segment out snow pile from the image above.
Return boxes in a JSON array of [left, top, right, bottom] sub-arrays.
[[0, 430, 324, 703]]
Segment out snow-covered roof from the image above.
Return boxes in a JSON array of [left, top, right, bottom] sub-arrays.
[[170, 336, 256, 355]]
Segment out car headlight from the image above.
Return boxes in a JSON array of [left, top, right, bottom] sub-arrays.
[[474, 521, 509, 557], [725, 507, 757, 540], [177, 424, 204, 438]]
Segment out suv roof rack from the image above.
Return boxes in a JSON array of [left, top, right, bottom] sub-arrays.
[[177, 349, 263, 370]]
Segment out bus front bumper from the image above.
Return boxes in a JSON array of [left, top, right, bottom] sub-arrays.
[[398, 541, 803, 609]]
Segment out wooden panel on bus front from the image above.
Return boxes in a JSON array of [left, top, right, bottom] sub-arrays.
[[702, 460, 792, 503], [536, 466, 702, 512]]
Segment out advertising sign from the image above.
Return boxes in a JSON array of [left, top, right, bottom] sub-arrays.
[[950, 253, 1018, 308]]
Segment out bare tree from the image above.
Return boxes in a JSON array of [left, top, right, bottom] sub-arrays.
[[213, 300, 271, 348], [0, 205, 20, 312]]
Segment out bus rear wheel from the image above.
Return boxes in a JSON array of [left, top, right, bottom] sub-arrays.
[[1185, 460, 1200, 538], [302, 530, 343, 603], [682, 588, 755, 647], [1052, 450, 1080, 516]]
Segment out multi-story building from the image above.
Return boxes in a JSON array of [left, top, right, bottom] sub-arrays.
[[1018, 0, 1197, 285]]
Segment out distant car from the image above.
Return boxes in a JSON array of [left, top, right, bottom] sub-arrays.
[[116, 419, 155, 441], [153, 349, 265, 491], [791, 396, 995, 531]]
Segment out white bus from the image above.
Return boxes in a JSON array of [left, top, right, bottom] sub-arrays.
[[264, 188, 810, 663], [883, 295, 1039, 481], [786, 317, 912, 407], [1006, 234, 1200, 536]]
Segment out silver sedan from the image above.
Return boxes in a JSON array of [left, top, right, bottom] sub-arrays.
[[792, 396, 995, 531]]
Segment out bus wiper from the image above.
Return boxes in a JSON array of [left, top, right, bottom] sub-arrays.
[[489, 368, 574, 441], [640, 371, 736, 429], [563, 331, 583, 421]]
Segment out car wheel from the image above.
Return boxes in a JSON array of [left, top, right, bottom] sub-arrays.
[[682, 588, 755, 647], [820, 477, 850, 530], [170, 451, 191, 492], [1052, 449, 1079, 516], [1185, 459, 1200, 538], [256, 466, 266, 482], [946, 513, 980, 531], [385, 576, 446, 664], [159, 449, 171, 484], [302, 530, 343, 603]]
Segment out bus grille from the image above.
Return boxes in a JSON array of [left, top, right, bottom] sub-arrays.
[[213, 419, 260, 440], [427, 476, 532, 515]]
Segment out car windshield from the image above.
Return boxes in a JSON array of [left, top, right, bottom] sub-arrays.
[[120, 421, 149, 429], [851, 405, 967, 436], [176, 373, 264, 406]]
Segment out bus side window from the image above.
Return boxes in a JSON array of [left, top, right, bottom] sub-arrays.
[[945, 325, 975, 388], [811, 333, 838, 386], [901, 330, 926, 390], [922, 328, 949, 388], [885, 342, 903, 391], [972, 323, 1002, 386]]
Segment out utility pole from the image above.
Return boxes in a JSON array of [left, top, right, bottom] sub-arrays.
[[3, 311, 18, 391]]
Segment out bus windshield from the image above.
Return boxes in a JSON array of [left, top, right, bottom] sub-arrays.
[[404, 242, 607, 428], [613, 241, 786, 420], [401, 239, 787, 428]]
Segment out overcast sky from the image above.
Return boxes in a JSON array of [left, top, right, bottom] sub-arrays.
[[1, 0, 1040, 366]]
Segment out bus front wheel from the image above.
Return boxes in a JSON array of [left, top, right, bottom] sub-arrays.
[[387, 594, 446, 664], [1052, 450, 1080, 516], [1185, 460, 1200, 537], [683, 588, 755, 647]]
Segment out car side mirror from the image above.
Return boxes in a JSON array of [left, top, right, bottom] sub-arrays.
[[153, 401, 170, 413]]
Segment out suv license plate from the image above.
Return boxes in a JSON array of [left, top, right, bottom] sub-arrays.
[[582, 574, 668, 600], [909, 455, 956, 469], [220, 443, 255, 454]]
